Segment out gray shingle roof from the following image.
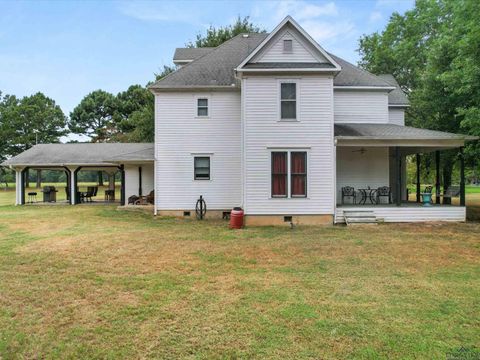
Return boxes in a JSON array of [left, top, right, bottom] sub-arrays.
[[152, 32, 398, 91], [173, 47, 214, 62], [1, 143, 154, 167], [150, 33, 268, 89], [377, 74, 409, 106], [328, 54, 393, 88], [334, 123, 476, 140]]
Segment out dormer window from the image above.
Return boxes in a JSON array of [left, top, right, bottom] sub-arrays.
[[283, 39, 293, 53]]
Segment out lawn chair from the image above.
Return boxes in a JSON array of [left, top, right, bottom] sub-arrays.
[[134, 190, 154, 205], [341, 186, 356, 205], [376, 186, 391, 204], [443, 185, 460, 203]]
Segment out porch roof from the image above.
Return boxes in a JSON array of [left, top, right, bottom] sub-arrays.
[[334, 123, 477, 147], [1, 143, 154, 168]]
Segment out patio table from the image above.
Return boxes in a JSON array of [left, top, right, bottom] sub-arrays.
[[358, 188, 377, 205]]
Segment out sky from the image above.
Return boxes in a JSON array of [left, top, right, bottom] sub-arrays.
[[0, 0, 414, 118]]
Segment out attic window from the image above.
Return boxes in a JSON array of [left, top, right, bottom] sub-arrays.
[[283, 39, 293, 53]]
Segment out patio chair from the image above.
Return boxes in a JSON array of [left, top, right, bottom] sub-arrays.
[[341, 186, 356, 205], [443, 185, 461, 202], [134, 190, 154, 205], [84, 186, 96, 202], [376, 186, 391, 204]]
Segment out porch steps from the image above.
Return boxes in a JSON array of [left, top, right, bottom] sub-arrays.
[[343, 210, 377, 225]]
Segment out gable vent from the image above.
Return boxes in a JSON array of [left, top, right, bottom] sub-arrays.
[[283, 39, 293, 53]]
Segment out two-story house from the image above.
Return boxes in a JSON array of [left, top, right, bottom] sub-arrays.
[[4, 16, 475, 225]]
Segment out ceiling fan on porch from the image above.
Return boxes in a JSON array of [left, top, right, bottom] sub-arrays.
[[351, 148, 367, 155]]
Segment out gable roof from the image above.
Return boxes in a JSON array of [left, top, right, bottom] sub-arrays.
[[377, 74, 409, 106], [236, 16, 341, 73], [1, 143, 154, 167]]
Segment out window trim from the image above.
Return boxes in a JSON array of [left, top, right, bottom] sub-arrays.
[[193, 156, 211, 180], [270, 150, 308, 198], [278, 80, 299, 122], [195, 96, 209, 118]]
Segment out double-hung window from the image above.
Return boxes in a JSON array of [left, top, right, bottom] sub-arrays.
[[194, 156, 210, 180], [271, 151, 307, 197], [280, 82, 297, 120], [197, 98, 208, 117]]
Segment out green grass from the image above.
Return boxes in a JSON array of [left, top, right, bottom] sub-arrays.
[[0, 202, 479, 358]]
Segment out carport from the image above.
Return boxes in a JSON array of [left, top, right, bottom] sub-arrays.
[[1, 143, 154, 206]]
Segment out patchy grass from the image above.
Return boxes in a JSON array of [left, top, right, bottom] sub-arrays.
[[0, 204, 478, 359]]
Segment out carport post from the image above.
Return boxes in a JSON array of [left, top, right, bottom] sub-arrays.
[[120, 165, 125, 206], [15, 168, 22, 205], [20, 167, 28, 205], [70, 167, 81, 205]]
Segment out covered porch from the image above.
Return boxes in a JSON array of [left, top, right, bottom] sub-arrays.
[[334, 123, 477, 223]]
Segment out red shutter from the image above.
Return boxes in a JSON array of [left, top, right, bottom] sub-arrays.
[[272, 152, 287, 197]]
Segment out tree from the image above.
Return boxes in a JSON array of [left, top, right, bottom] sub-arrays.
[[69, 90, 118, 142], [358, 0, 480, 188], [187, 16, 266, 48]]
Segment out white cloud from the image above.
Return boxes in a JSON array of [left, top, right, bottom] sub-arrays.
[[369, 11, 383, 22]]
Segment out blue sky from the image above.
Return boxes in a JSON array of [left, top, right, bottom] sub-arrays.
[[0, 0, 413, 116]]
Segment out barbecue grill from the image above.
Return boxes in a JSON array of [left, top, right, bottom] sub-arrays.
[[42, 186, 58, 202]]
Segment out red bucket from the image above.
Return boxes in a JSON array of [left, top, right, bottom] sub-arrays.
[[229, 207, 244, 229]]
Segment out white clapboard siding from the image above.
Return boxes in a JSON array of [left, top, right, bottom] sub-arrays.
[[253, 25, 328, 63], [335, 206, 466, 223], [336, 147, 390, 204], [155, 92, 242, 210], [388, 108, 405, 126], [334, 91, 389, 123], [125, 163, 154, 202], [243, 75, 335, 215]]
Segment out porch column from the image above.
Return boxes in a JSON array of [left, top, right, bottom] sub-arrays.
[[435, 151, 441, 204], [138, 166, 143, 197], [416, 154, 421, 203], [460, 147, 465, 206], [395, 147, 401, 206], [120, 165, 125, 206]]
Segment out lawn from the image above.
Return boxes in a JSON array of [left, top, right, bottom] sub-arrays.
[[0, 198, 479, 358]]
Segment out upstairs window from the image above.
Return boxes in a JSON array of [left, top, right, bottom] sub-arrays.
[[283, 39, 293, 53], [197, 98, 208, 117], [194, 156, 210, 180], [280, 82, 297, 120]]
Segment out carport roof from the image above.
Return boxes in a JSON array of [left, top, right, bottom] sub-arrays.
[[1, 143, 154, 167]]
